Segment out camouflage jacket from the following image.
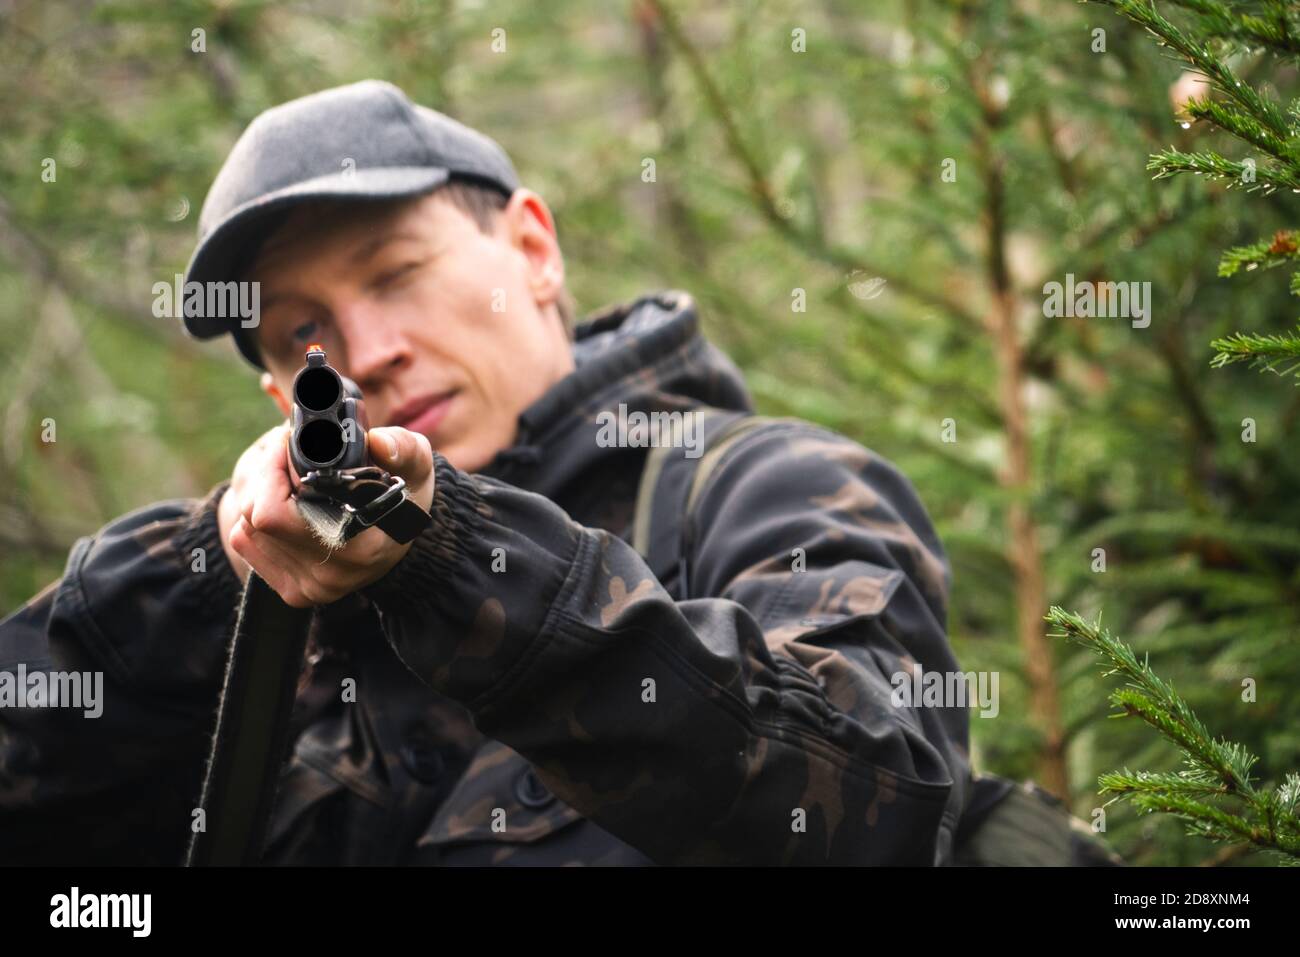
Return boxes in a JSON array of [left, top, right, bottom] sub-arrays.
[[0, 290, 971, 865]]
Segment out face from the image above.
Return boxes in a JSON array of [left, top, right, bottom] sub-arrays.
[[248, 189, 574, 472]]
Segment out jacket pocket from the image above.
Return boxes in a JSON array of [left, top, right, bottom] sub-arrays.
[[261, 753, 349, 863], [261, 712, 386, 864], [416, 739, 582, 850]]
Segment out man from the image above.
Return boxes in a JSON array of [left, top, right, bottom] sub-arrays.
[[0, 80, 971, 865]]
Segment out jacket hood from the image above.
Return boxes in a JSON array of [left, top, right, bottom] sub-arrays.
[[478, 290, 754, 514]]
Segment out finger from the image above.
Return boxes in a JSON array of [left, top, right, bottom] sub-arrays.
[[368, 426, 433, 486], [245, 471, 300, 538], [246, 521, 351, 604], [237, 425, 293, 522], [229, 518, 311, 607], [265, 429, 295, 499], [254, 423, 290, 458], [244, 441, 301, 539], [333, 524, 394, 569]]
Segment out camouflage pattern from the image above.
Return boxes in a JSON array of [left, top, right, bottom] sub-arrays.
[[0, 290, 970, 865]]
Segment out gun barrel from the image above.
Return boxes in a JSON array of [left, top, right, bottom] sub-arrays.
[[294, 364, 343, 412], [296, 418, 348, 467], [289, 349, 368, 476]]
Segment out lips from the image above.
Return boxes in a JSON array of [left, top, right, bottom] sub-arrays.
[[388, 391, 458, 440]]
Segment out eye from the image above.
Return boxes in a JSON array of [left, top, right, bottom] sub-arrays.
[[290, 319, 320, 343], [374, 261, 423, 289]]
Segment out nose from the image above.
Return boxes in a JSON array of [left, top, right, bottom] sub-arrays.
[[336, 303, 411, 395]]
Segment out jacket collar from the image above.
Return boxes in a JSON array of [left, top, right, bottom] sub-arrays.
[[477, 290, 754, 494]]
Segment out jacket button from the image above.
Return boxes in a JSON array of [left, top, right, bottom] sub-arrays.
[[515, 767, 555, 809], [400, 738, 446, 785]]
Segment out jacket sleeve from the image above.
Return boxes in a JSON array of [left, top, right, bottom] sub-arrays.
[[0, 488, 242, 864], [365, 423, 972, 864]]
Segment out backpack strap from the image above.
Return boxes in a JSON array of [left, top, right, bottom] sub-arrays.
[[632, 408, 794, 601], [952, 773, 1124, 866]]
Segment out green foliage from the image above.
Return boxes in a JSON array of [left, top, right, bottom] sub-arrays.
[[3, 0, 1300, 864], [1210, 326, 1300, 379], [1050, 0, 1300, 863], [1096, 0, 1300, 377], [1218, 234, 1300, 276], [1048, 607, 1300, 861]]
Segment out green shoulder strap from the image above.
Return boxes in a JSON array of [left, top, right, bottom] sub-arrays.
[[632, 409, 799, 599]]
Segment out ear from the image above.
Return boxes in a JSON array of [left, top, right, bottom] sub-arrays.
[[503, 188, 565, 312], [261, 372, 291, 417]]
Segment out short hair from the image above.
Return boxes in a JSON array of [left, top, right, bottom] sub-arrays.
[[426, 177, 577, 337]]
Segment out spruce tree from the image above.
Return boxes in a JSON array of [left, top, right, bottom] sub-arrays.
[[1051, 0, 1300, 862]]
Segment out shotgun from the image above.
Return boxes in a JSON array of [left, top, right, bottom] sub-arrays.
[[288, 346, 431, 547], [185, 347, 431, 866]]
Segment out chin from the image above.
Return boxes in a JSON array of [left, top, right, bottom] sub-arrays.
[[435, 438, 486, 474], [427, 415, 515, 474]]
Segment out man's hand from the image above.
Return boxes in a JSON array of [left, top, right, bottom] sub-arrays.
[[217, 424, 435, 607]]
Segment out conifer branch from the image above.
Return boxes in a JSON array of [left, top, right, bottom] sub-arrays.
[[1046, 607, 1300, 859], [1146, 147, 1300, 192], [1183, 95, 1288, 160], [1096, 2, 1300, 389], [1218, 231, 1300, 276], [1092, 0, 1293, 146], [1209, 327, 1300, 378], [1165, 0, 1300, 57]]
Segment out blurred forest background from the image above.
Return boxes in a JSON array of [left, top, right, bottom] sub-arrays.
[[2, 0, 1298, 865]]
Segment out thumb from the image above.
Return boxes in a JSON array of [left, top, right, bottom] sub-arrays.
[[368, 427, 435, 510]]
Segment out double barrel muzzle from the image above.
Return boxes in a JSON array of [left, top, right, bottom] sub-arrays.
[[289, 350, 369, 476]]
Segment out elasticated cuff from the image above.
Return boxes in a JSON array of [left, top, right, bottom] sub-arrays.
[[176, 483, 244, 610], [362, 451, 484, 614]]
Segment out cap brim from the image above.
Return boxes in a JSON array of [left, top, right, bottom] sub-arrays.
[[182, 166, 451, 340]]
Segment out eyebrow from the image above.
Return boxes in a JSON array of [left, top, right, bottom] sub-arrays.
[[348, 230, 424, 266], [258, 290, 313, 315], [256, 231, 427, 313]]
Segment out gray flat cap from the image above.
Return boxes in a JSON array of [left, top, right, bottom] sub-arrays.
[[183, 79, 520, 365]]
